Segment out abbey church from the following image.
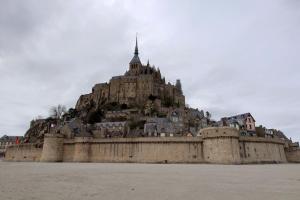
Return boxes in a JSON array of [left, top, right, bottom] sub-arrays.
[[76, 38, 185, 111]]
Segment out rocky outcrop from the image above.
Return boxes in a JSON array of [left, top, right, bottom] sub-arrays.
[[24, 118, 56, 143]]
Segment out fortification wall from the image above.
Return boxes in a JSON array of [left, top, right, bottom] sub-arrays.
[[4, 144, 42, 161], [3, 127, 298, 164], [73, 137, 91, 162], [62, 143, 75, 162], [65, 137, 203, 163], [285, 149, 300, 163], [201, 127, 241, 164], [239, 137, 287, 164]]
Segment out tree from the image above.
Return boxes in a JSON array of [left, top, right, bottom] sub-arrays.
[[66, 108, 78, 118], [205, 111, 211, 120], [50, 104, 67, 120], [86, 109, 103, 124], [62, 108, 78, 121]]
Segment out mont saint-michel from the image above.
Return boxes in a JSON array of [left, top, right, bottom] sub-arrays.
[[2, 39, 300, 164]]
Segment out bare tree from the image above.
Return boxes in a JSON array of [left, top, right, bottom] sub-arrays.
[[50, 104, 67, 120], [205, 111, 211, 120]]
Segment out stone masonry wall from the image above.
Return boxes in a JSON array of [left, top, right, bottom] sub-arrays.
[[4, 144, 42, 161], [4, 127, 297, 164], [65, 137, 203, 163], [40, 134, 64, 162], [201, 127, 241, 164], [239, 137, 287, 164], [286, 149, 300, 163]]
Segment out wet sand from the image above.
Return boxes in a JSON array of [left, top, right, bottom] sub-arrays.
[[0, 162, 299, 200]]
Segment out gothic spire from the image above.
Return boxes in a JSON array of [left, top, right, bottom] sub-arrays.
[[134, 34, 139, 55], [129, 35, 141, 65]]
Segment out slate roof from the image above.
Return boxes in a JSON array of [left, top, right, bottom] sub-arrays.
[[222, 113, 255, 122], [0, 135, 23, 142], [129, 54, 141, 65], [95, 121, 127, 128], [272, 129, 288, 140]]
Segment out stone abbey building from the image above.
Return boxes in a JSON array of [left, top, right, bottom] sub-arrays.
[[76, 38, 185, 112]]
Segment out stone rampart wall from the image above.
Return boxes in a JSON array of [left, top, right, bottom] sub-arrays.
[[4, 128, 298, 164], [64, 137, 204, 163], [239, 137, 287, 163], [4, 144, 42, 161], [286, 149, 300, 163], [201, 127, 241, 164]]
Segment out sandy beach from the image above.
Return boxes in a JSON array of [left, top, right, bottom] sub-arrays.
[[0, 162, 299, 200]]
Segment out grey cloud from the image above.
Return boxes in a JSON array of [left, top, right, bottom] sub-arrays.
[[0, 0, 299, 141]]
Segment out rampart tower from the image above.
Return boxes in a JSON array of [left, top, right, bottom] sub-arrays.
[[40, 134, 64, 162], [201, 127, 241, 164]]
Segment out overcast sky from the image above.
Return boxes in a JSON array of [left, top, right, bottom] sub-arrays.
[[0, 0, 299, 141]]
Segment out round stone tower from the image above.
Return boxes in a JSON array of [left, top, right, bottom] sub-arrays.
[[201, 127, 241, 164], [73, 137, 91, 162], [40, 134, 64, 162]]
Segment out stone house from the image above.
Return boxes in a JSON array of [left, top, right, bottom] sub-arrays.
[[221, 113, 256, 135], [0, 135, 23, 147], [105, 109, 139, 121], [144, 117, 182, 137], [94, 121, 128, 138], [0, 135, 23, 157]]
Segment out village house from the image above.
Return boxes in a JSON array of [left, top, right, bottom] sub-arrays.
[[94, 121, 129, 138], [220, 113, 256, 136], [0, 135, 23, 157]]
